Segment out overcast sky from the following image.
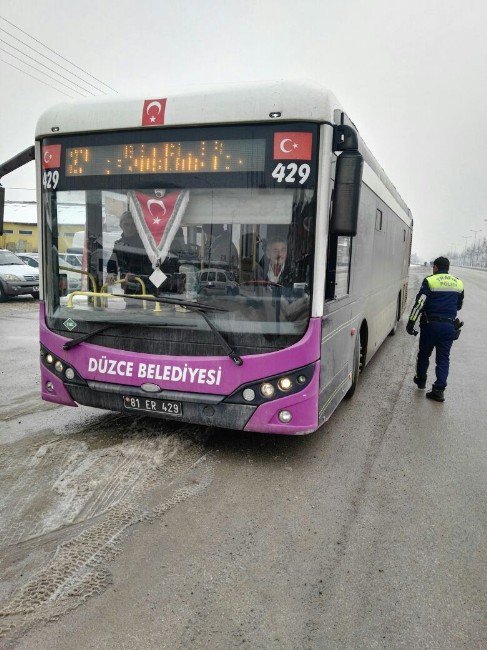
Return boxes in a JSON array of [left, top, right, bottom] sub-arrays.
[[1, 0, 486, 260]]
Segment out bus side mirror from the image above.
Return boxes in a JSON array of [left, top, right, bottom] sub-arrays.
[[0, 185, 4, 236], [330, 150, 363, 237]]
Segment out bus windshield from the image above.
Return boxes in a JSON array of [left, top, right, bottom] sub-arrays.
[[42, 123, 318, 342]]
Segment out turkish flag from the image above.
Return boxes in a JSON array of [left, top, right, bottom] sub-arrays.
[[42, 145, 61, 169], [142, 98, 167, 126], [133, 191, 180, 246], [273, 132, 313, 160]]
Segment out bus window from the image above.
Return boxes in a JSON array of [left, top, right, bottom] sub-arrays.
[[334, 236, 352, 298], [325, 235, 352, 300]]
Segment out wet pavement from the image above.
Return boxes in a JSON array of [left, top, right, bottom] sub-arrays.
[[0, 269, 485, 648]]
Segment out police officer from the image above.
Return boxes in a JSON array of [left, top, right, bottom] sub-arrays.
[[406, 256, 464, 402]]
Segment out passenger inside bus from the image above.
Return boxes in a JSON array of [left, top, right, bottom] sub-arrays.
[[106, 211, 156, 295]]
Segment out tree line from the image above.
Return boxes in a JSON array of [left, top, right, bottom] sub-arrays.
[[445, 236, 487, 268]]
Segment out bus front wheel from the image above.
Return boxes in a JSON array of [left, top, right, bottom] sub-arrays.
[[345, 331, 361, 399]]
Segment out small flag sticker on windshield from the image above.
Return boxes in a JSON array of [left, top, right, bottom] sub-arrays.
[[63, 318, 77, 331]]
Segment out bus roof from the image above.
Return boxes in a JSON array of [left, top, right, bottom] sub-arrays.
[[35, 79, 412, 225], [36, 80, 339, 137]]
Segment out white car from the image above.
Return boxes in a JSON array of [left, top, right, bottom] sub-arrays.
[[0, 249, 40, 301], [59, 252, 83, 268], [197, 268, 239, 296], [57, 256, 83, 293], [17, 252, 40, 268]]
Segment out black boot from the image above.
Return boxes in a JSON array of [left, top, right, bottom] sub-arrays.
[[414, 376, 426, 389], [426, 388, 445, 402]]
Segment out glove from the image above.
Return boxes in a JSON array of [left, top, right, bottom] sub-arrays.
[[406, 321, 416, 335], [453, 318, 464, 330]]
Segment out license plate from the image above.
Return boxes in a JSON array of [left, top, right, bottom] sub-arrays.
[[122, 395, 183, 416]]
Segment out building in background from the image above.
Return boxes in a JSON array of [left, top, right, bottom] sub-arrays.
[[1, 201, 84, 253]]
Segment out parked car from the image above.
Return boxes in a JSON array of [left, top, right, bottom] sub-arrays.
[[0, 249, 39, 301], [59, 253, 83, 268], [17, 252, 40, 268], [17, 251, 83, 294], [197, 268, 239, 296], [57, 255, 83, 293]]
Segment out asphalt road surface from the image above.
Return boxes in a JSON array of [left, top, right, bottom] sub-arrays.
[[0, 267, 485, 649]]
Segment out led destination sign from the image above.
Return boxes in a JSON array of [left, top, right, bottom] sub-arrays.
[[66, 139, 266, 177]]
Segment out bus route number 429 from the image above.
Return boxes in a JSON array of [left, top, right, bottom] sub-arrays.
[[271, 163, 310, 184], [42, 170, 59, 190]]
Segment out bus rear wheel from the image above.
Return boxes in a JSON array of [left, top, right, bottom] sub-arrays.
[[345, 331, 361, 399], [388, 291, 402, 336]]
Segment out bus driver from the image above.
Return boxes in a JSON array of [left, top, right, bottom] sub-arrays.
[[256, 237, 293, 286]]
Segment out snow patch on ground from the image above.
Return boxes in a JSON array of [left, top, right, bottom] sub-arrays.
[[0, 418, 213, 642]]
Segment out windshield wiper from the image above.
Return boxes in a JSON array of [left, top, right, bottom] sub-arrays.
[[63, 317, 197, 350], [63, 323, 118, 350], [63, 297, 222, 350], [126, 294, 243, 366]]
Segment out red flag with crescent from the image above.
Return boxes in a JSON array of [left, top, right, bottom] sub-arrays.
[[142, 98, 167, 126], [128, 189, 189, 268], [42, 145, 61, 169], [273, 132, 312, 160]]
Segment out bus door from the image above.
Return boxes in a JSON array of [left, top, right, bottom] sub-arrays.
[[319, 234, 356, 422]]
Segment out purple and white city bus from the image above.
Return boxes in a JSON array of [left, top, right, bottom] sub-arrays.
[[0, 81, 412, 434]]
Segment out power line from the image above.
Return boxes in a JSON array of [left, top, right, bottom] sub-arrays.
[[0, 57, 76, 98], [0, 26, 108, 95], [0, 39, 94, 96], [0, 15, 117, 93], [0, 48, 88, 97]]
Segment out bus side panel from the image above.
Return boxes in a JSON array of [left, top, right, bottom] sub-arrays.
[[352, 182, 410, 366], [318, 175, 411, 424]]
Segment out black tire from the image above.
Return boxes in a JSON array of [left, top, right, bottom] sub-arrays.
[[345, 331, 361, 399], [389, 292, 402, 336], [0, 283, 8, 303], [31, 292, 40, 300]]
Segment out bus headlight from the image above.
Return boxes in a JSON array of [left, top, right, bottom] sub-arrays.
[[260, 382, 275, 398], [54, 361, 64, 373], [242, 388, 256, 402], [45, 353, 54, 364], [65, 368, 75, 380], [224, 364, 315, 406], [277, 376, 292, 392], [278, 410, 292, 423]]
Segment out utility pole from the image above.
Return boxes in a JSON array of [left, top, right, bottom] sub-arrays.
[[470, 229, 482, 266], [470, 228, 482, 245], [461, 235, 471, 267]]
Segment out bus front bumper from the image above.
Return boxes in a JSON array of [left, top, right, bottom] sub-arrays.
[[40, 363, 319, 435]]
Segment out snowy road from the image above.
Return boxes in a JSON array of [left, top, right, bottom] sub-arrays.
[[0, 267, 485, 648]]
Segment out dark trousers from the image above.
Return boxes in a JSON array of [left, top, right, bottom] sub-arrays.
[[416, 322, 455, 390]]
